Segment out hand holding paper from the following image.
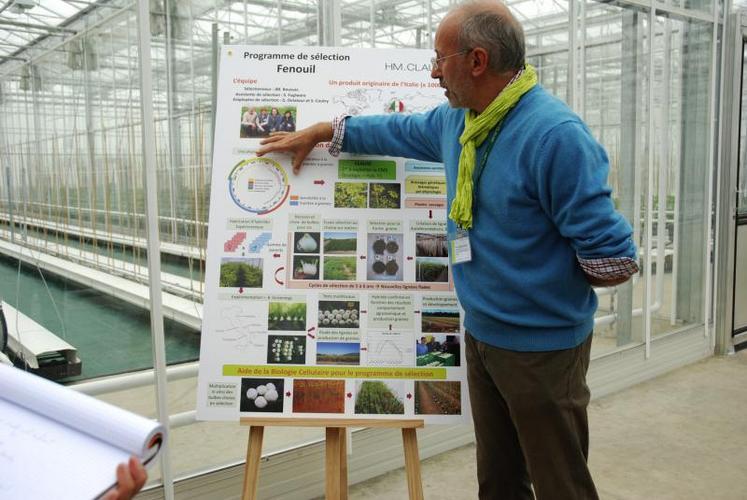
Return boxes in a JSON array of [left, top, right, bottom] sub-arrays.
[[102, 457, 148, 500], [0, 364, 164, 500]]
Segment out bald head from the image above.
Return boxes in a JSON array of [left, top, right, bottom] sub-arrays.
[[445, 0, 525, 74]]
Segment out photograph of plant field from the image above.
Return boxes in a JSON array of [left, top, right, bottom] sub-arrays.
[[219, 258, 263, 288], [292, 379, 345, 413], [323, 232, 357, 254], [421, 309, 461, 333], [368, 182, 401, 209], [316, 342, 360, 365], [334, 182, 367, 208], [415, 233, 448, 257], [415, 257, 449, 282], [354, 380, 405, 415], [268, 302, 306, 331], [414, 381, 461, 415], [323, 256, 357, 281]]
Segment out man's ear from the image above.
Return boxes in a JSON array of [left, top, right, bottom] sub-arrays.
[[471, 47, 490, 77]]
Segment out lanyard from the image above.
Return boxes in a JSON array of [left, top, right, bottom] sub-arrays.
[[473, 124, 501, 188]]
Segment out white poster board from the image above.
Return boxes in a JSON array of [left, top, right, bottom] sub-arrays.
[[196, 46, 468, 424]]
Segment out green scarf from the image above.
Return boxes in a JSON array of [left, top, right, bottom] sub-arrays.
[[449, 64, 538, 229]]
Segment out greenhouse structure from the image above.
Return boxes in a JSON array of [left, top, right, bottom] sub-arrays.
[[0, 0, 745, 498]]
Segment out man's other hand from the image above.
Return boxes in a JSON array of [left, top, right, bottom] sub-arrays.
[[257, 122, 334, 174], [102, 456, 147, 500], [585, 273, 632, 287]]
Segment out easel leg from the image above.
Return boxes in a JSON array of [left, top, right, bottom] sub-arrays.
[[242, 425, 265, 500], [325, 427, 348, 500], [402, 428, 424, 500]]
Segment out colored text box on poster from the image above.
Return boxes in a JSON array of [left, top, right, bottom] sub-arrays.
[[223, 364, 447, 380], [404, 198, 447, 209], [404, 160, 444, 173], [405, 175, 446, 195], [338, 159, 396, 180]]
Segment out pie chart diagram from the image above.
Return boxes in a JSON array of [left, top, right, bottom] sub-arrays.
[[228, 157, 290, 215]]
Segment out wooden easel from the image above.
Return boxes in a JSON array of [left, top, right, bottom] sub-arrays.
[[239, 418, 425, 500]]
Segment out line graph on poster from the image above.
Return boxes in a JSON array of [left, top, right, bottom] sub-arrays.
[[228, 157, 290, 215], [363, 331, 412, 366]]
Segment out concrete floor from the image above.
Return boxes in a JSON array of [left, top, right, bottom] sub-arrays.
[[336, 349, 747, 500]]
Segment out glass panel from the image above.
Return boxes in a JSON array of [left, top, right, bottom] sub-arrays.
[[0, 0, 162, 485], [738, 42, 747, 215], [341, 0, 449, 49], [657, 0, 714, 20], [523, 0, 570, 101], [0, 7, 174, 382], [651, 14, 712, 337], [582, 3, 650, 355]]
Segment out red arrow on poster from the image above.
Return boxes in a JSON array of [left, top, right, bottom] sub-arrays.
[[359, 255, 366, 260], [307, 332, 316, 339], [406, 256, 413, 261], [346, 392, 352, 398], [360, 346, 368, 351], [274, 267, 285, 285], [429, 209, 433, 219], [313, 179, 325, 185], [285, 391, 292, 397], [406, 393, 412, 399], [413, 310, 420, 314], [360, 310, 367, 314], [307, 326, 316, 333], [238, 287, 244, 294], [273, 253, 281, 258]]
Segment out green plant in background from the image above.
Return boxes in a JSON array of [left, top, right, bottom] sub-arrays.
[[354, 381, 404, 414], [416, 259, 448, 282], [368, 183, 400, 209], [219, 259, 263, 287], [323, 256, 357, 280], [323, 236, 357, 253], [334, 182, 367, 208], [268, 302, 306, 331]]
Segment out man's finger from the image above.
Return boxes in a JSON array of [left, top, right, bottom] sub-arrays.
[[117, 462, 135, 495], [256, 143, 282, 156], [259, 134, 287, 145], [292, 157, 303, 174], [129, 456, 147, 491], [101, 490, 117, 500]]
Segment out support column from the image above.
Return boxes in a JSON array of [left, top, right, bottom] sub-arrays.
[[676, 20, 712, 325], [616, 10, 639, 346], [318, 0, 342, 46], [135, 1, 174, 499]]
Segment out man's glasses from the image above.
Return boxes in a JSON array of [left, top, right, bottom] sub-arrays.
[[430, 49, 472, 71]]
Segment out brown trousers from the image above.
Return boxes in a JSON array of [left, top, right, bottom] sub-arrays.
[[466, 332, 598, 500]]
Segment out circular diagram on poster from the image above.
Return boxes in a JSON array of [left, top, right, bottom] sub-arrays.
[[228, 157, 290, 215]]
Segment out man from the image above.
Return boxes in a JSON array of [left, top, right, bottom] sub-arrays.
[[258, 1, 637, 498]]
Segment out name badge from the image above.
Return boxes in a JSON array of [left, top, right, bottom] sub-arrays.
[[449, 229, 472, 265]]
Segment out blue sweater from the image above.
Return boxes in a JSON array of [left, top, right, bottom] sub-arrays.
[[342, 85, 636, 352]]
